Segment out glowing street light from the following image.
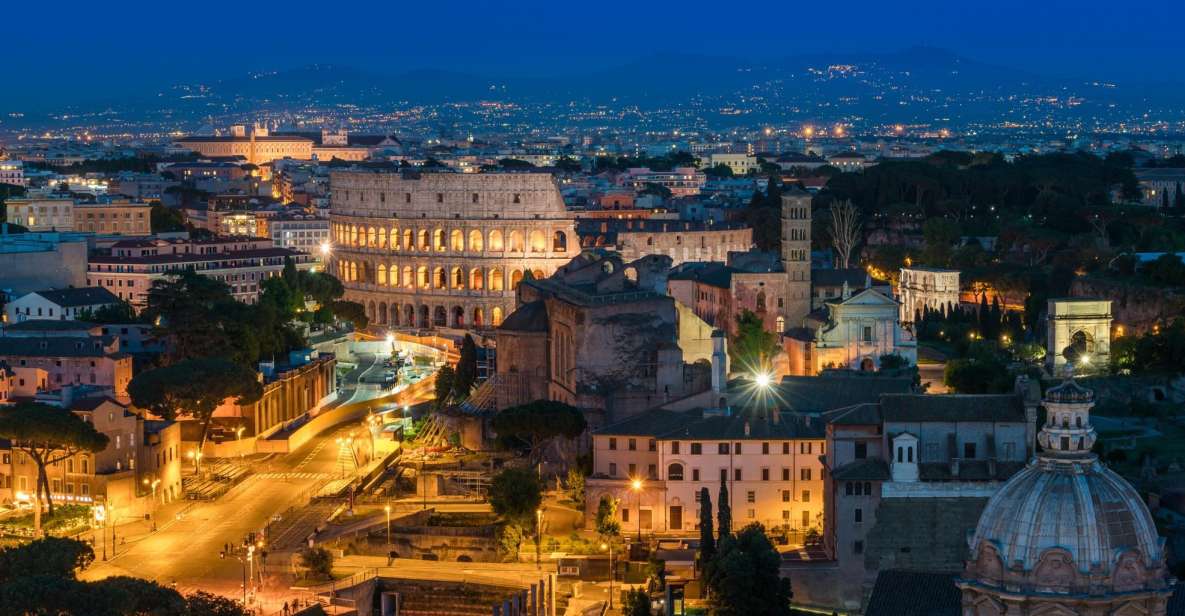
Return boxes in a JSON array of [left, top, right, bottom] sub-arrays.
[[754, 372, 772, 389], [319, 241, 332, 257], [602, 542, 615, 608], [630, 479, 644, 542], [384, 504, 392, 548]]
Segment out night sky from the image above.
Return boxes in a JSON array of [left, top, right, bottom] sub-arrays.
[[7, 0, 1184, 107]]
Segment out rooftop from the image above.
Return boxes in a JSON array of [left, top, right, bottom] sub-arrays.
[[31, 287, 121, 308]]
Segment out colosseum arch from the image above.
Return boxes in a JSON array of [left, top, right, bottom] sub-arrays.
[[492, 306, 504, 327], [367, 301, 376, 322], [553, 230, 568, 252], [488, 230, 504, 251], [349, 262, 358, 281], [416, 266, 429, 289], [450, 267, 464, 290], [468, 230, 483, 251], [532, 268, 545, 279], [433, 306, 447, 327], [473, 307, 485, 328], [390, 227, 399, 251], [433, 228, 446, 251], [349, 225, 358, 246], [418, 305, 430, 328], [451, 306, 465, 328], [389, 304, 399, 326], [433, 267, 447, 289], [469, 268, 484, 290], [508, 230, 524, 252], [528, 230, 547, 253], [378, 228, 387, 249], [489, 268, 504, 292], [367, 227, 377, 247], [417, 229, 429, 251], [510, 269, 524, 290], [405, 305, 416, 327], [403, 229, 414, 251], [377, 264, 388, 286], [450, 229, 464, 251], [377, 302, 387, 324], [403, 266, 414, 288]]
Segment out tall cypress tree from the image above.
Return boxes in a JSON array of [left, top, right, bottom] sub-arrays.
[[453, 334, 478, 400], [699, 487, 715, 564], [717, 477, 732, 542]]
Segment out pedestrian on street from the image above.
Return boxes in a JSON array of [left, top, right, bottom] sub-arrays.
[[282, 601, 289, 616]]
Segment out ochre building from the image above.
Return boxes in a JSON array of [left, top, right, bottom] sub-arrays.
[[328, 170, 577, 329]]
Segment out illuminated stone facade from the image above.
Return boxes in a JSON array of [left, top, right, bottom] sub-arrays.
[[1046, 298, 1112, 370], [328, 170, 577, 329]]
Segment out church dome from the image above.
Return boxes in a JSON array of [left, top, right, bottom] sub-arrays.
[[960, 380, 1171, 608]]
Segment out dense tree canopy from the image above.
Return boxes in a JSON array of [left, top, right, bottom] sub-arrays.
[[703, 524, 793, 616], [729, 310, 780, 376], [491, 400, 587, 467], [489, 467, 543, 528]]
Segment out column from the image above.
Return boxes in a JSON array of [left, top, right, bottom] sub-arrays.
[[529, 583, 537, 616]]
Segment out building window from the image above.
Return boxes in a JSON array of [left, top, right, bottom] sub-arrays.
[[800, 468, 812, 481], [734, 469, 742, 481], [863, 326, 873, 342], [734, 443, 742, 455], [609, 463, 617, 477], [691, 443, 702, 455], [647, 464, 656, 479], [671, 441, 680, 455], [746, 491, 755, 503], [648, 439, 656, 452], [803, 510, 811, 528], [964, 442, 977, 459], [628, 439, 636, 451], [747, 509, 755, 519], [782, 442, 790, 455], [692, 469, 700, 481], [622, 508, 630, 523], [762, 442, 770, 455], [761, 468, 770, 481], [855, 442, 867, 459], [802, 490, 811, 503], [853, 541, 864, 555], [608, 438, 616, 451], [854, 508, 863, 524], [720, 469, 728, 482], [782, 490, 790, 502], [628, 464, 636, 477], [718, 443, 729, 455], [782, 468, 790, 481]]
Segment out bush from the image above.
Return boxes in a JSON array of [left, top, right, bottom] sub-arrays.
[[298, 547, 333, 580]]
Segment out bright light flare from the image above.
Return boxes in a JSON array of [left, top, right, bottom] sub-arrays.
[[754, 372, 772, 388]]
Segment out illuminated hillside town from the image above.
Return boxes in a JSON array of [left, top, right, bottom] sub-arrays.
[[2, 4, 1185, 616]]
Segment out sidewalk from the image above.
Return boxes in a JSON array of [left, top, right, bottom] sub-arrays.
[[84, 499, 195, 561]]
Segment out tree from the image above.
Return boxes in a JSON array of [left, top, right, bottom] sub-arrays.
[[0, 404, 108, 524], [704, 163, 734, 178], [186, 590, 251, 616], [621, 588, 652, 616], [554, 157, 583, 173], [921, 217, 961, 267], [490, 467, 543, 556], [595, 495, 622, 540], [944, 356, 1012, 394], [330, 299, 369, 330], [150, 204, 187, 233], [433, 365, 456, 409], [704, 524, 793, 616], [0, 536, 94, 581], [491, 400, 587, 468], [640, 182, 672, 200], [128, 358, 263, 463], [717, 478, 732, 540], [827, 199, 862, 269], [298, 547, 334, 580], [699, 487, 716, 564], [90, 575, 188, 615], [453, 334, 478, 399], [77, 301, 139, 324], [878, 353, 910, 371], [729, 310, 780, 376]]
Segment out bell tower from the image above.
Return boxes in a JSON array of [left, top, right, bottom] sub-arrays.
[[781, 188, 812, 328]]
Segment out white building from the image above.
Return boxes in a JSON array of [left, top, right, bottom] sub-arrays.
[[785, 286, 917, 375], [6, 197, 74, 231], [5, 287, 122, 323], [898, 267, 960, 323], [269, 214, 330, 255], [709, 153, 758, 176]]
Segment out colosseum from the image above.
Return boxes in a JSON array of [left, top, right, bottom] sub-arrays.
[[328, 169, 577, 330]]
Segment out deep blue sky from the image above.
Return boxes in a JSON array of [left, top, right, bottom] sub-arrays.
[[6, 0, 1184, 107]]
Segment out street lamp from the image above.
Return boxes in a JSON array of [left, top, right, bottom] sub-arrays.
[[319, 241, 332, 258], [93, 503, 106, 561], [602, 541, 615, 605], [143, 477, 160, 530], [535, 508, 544, 569], [754, 372, 771, 389], [384, 504, 392, 549], [631, 479, 643, 542]]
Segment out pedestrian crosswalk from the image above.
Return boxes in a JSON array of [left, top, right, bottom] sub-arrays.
[[254, 472, 332, 480]]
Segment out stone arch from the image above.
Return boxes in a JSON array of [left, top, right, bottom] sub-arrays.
[[377, 264, 388, 286], [405, 305, 416, 327], [452, 306, 465, 328], [553, 230, 568, 252], [432, 228, 446, 251], [377, 302, 387, 325], [403, 229, 414, 251], [390, 304, 399, 326], [469, 267, 484, 290], [417, 229, 429, 251], [859, 357, 875, 371], [510, 269, 524, 290], [451, 266, 464, 290], [366, 301, 376, 323], [756, 290, 766, 312], [378, 227, 387, 249], [349, 225, 358, 246], [450, 229, 464, 251], [390, 227, 399, 250], [416, 266, 429, 289], [468, 229, 483, 251], [528, 229, 547, 253], [473, 307, 485, 328], [508, 230, 524, 252], [457, 555, 473, 562], [489, 268, 504, 292], [433, 267, 447, 289], [492, 306, 504, 327], [667, 463, 684, 481], [403, 266, 414, 289], [419, 305, 430, 328], [488, 229, 504, 251], [349, 262, 357, 282], [532, 268, 545, 280], [367, 226, 377, 247], [433, 306, 447, 327]]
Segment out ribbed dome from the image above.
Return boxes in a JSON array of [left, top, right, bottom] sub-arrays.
[[968, 456, 1162, 577]]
